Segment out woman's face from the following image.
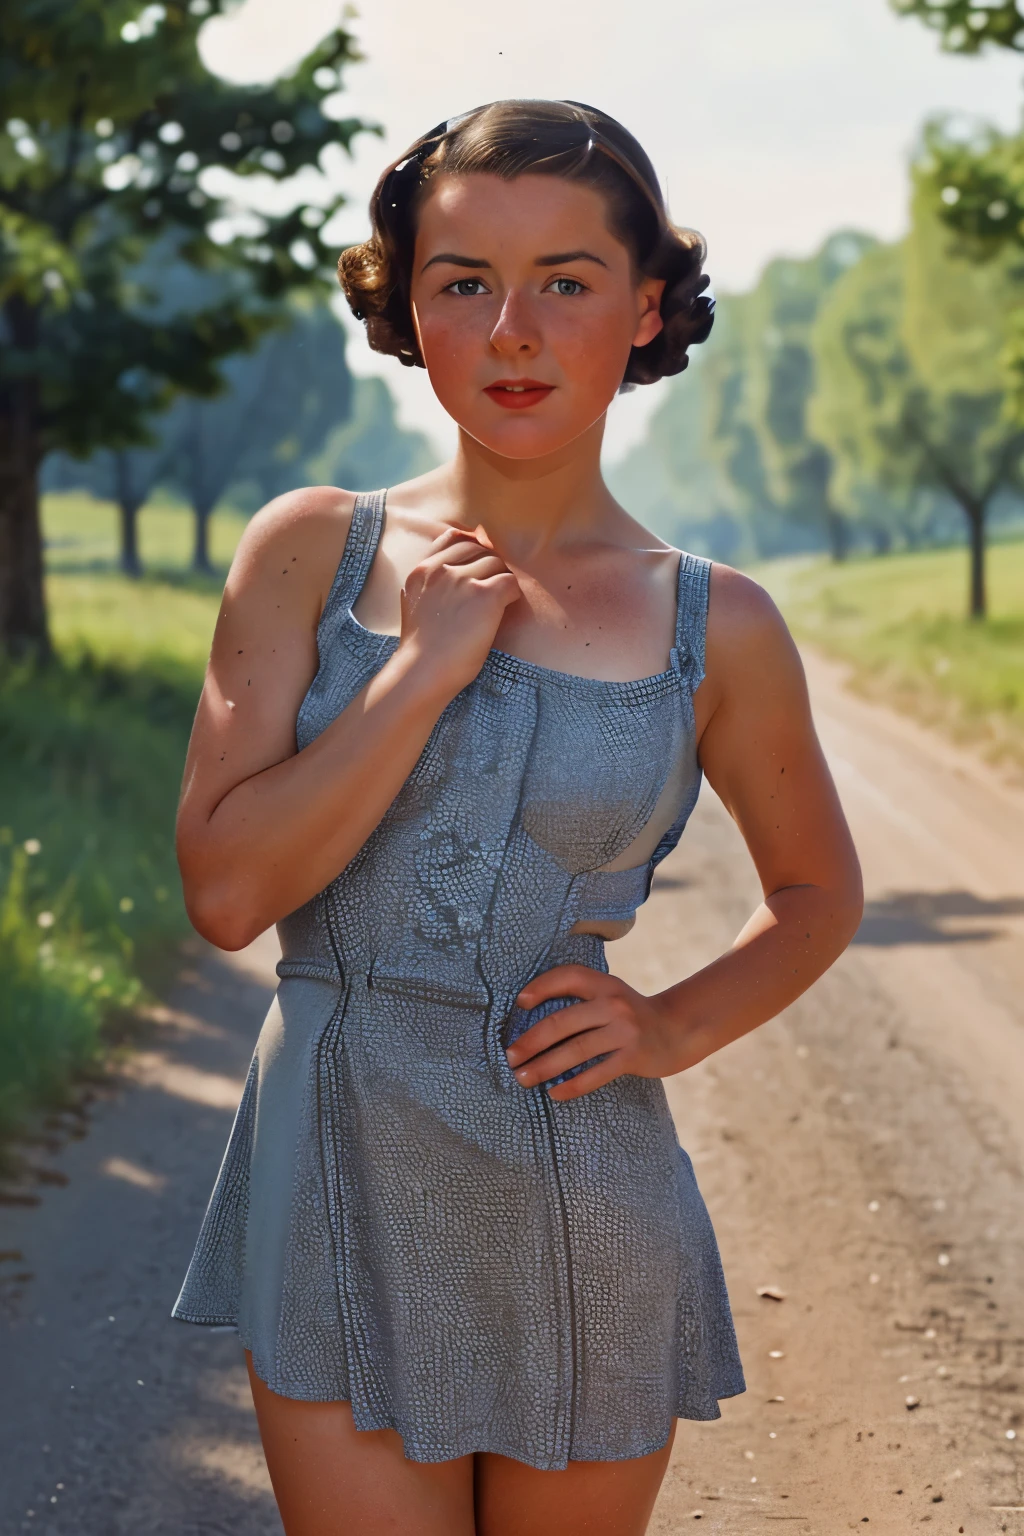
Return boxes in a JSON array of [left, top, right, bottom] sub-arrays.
[[409, 172, 665, 459]]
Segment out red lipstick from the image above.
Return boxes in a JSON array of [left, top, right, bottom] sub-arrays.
[[484, 378, 555, 410]]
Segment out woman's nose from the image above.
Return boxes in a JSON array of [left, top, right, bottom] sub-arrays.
[[488, 288, 541, 358]]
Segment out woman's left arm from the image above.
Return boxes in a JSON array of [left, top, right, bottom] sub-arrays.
[[506, 567, 864, 1101]]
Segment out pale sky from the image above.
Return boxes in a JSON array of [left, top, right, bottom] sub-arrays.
[[201, 0, 1024, 461]]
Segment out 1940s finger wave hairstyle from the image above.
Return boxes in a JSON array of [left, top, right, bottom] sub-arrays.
[[338, 99, 715, 387]]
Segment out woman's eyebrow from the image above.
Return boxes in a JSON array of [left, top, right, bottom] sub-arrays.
[[420, 253, 491, 273], [535, 250, 608, 269]]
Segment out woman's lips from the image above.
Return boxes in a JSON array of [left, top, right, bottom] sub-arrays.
[[483, 381, 555, 410]]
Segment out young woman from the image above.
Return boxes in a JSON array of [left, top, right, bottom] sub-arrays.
[[172, 100, 862, 1536]]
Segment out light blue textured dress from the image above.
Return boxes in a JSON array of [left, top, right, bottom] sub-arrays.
[[172, 489, 745, 1469]]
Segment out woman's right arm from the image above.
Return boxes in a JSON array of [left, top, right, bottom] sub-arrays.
[[176, 488, 519, 951]]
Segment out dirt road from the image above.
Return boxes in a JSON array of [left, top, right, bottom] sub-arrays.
[[1, 650, 1022, 1535]]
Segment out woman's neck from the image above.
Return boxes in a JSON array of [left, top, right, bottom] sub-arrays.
[[436, 415, 622, 563]]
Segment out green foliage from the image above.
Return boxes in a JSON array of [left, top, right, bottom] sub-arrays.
[[1, 0, 370, 453], [809, 186, 1024, 612], [0, 491, 249, 1140], [0, 636, 203, 1139], [910, 118, 1024, 415], [613, 234, 888, 562], [0, 0, 374, 651], [699, 294, 789, 551], [606, 350, 739, 560], [0, 835, 137, 1139], [740, 233, 878, 557], [44, 330, 438, 551], [890, 0, 1024, 55], [894, 0, 1024, 409], [309, 372, 438, 494]]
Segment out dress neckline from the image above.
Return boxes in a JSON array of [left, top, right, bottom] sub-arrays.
[[343, 598, 682, 698], [344, 485, 686, 696]]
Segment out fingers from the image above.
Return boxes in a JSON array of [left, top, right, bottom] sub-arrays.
[[515, 965, 613, 1011], [415, 536, 496, 574], [427, 526, 495, 563], [506, 998, 608, 1071], [475, 571, 522, 607], [462, 554, 512, 583], [547, 1054, 624, 1102], [512, 1031, 613, 1089]]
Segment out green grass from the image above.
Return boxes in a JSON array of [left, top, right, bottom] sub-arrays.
[[0, 492, 242, 1147], [756, 539, 1024, 774], [43, 490, 248, 575]]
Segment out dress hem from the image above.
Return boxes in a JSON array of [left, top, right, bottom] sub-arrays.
[[171, 1306, 745, 1471]]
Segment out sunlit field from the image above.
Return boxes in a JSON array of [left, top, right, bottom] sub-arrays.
[[755, 539, 1024, 775]]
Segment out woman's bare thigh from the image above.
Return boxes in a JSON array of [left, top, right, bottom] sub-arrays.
[[474, 1424, 676, 1536], [246, 1353, 475, 1536]]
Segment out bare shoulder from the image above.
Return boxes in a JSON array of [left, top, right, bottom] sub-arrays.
[[226, 485, 357, 617], [701, 562, 805, 714]]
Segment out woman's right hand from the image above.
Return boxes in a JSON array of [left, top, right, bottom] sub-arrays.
[[399, 526, 522, 696]]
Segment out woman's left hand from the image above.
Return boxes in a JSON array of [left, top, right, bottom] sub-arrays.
[[505, 965, 693, 1102]]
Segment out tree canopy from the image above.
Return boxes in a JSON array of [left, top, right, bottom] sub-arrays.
[[0, 0, 373, 653]]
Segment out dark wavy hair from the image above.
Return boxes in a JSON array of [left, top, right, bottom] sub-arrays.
[[338, 99, 715, 387]]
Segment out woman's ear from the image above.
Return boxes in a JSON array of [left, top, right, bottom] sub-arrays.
[[633, 276, 666, 348]]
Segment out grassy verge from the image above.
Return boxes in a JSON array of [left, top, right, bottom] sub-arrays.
[[755, 539, 1024, 775], [0, 493, 243, 1146]]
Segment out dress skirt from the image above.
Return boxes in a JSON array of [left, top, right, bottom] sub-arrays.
[[173, 968, 745, 1470]]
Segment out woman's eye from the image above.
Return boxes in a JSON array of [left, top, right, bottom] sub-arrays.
[[551, 277, 585, 297], [448, 278, 488, 297]]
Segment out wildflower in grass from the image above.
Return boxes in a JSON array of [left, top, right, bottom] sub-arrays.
[[36, 910, 55, 929], [119, 896, 134, 913], [23, 838, 41, 855]]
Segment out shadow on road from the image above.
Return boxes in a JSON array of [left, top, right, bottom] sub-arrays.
[[852, 888, 1024, 946], [0, 940, 283, 1535]]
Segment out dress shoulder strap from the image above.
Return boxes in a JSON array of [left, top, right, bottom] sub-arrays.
[[673, 551, 712, 692], [317, 488, 387, 638]]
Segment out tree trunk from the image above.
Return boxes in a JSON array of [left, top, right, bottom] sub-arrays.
[[0, 395, 50, 658], [825, 507, 849, 563], [192, 503, 214, 574], [112, 453, 143, 578], [963, 500, 987, 620], [118, 502, 142, 577]]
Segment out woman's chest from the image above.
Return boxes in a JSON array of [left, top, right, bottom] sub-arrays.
[[388, 660, 695, 879], [298, 626, 698, 879]]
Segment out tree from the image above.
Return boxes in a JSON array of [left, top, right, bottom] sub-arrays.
[[892, 0, 1024, 408], [163, 299, 354, 571], [808, 191, 1024, 617], [234, 301, 355, 511], [738, 233, 878, 562], [0, 0, 371, 654], [41, 437, 165, 574], [309, 372, 437, 496], [109, 443, 168, 575], [699, 295, 791, 558]]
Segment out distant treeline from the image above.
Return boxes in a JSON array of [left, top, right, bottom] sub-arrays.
[[612, 162, 1024, 616], [45, 294, 435, 576]]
